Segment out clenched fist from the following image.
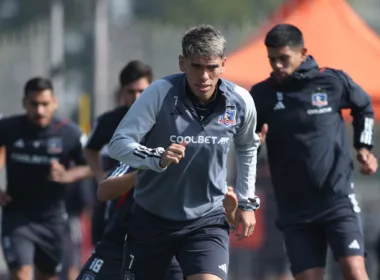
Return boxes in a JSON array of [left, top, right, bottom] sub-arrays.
[[160, 142, 187, 168], [49, 159, 71, 183], [257, 123, 268, 144], [357, 148, 378, 175]]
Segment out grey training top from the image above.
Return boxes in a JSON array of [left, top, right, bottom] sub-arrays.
[[108, 73, 260, 221]]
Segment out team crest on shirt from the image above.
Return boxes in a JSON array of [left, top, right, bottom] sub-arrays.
[[81, 274, 95, 280], [311, 91, 328, 107], [218, 107, 236, 127], [46, 137, 63, 154]]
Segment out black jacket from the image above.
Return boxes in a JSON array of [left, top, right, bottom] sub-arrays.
[[251, 56, 374, 222]]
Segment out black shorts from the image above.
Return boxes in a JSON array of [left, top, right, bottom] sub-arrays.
[[279, 196, 365, 276], [123, 203, 230, 280], [77, 253, 122, 280], [1, 212, 65, 276], [77, 252, 183, 280]]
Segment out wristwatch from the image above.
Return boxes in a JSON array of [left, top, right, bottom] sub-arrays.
[[238, 196, 260, 212]]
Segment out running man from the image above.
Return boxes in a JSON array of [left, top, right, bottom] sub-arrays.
[[0, 77, 91, 280], [84, 60, 153, 244], [251, 24, 377, 280], [109, 25, 260, 280]]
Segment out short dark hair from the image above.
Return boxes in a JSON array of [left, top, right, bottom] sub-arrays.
[[182, 25, 226, 58], [264, 24, 304, 48], [119, 60, 153, 87], [24, 77, 54, 98]]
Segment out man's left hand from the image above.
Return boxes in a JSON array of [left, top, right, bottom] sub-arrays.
[[233, 208, 256, 241], [357, 148, 378, 175], [49, 160, 73, 184]]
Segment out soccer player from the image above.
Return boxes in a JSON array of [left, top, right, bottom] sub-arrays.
[[108, 24, 260, 280], [84, 60, 153, 244], [78, 60, 184, 279], [76, 164, 141, 280], [78, 163, 184, 280], [251, 24, 377, 280], [0, 77, 92, 280]]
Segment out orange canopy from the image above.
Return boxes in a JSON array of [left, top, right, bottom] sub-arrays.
[[223, 0, 380, 118]]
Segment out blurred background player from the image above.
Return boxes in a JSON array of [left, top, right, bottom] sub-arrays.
[[77, 163, 186, 280], [251, 24, 377, 280], [84, 60, 153, 245], [0, 77, 91, 280]]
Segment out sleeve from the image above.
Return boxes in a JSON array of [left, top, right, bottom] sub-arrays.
[[69, 126, 88, 165], [338, 71, 374, 150], [250, 84, 267, 133], [250, 84, 267, 155], [233, 87, 261, 202], [85, 117, 109, 151], [105, 162, 136, 179], [108, 80, 167, 172]]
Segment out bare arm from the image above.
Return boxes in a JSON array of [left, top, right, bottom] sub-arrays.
[[84, 148, 106, 182], [0, 116, 6, 170], [66, 165, 93, 182], [0, 147, 5, 170], [50, 160, 93, 184], [97, 171, 137, 201], [97, 163, 137, 201], [51, 128, 93, 183]]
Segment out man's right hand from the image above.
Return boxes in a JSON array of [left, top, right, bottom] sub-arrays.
[[160, 143, 187, 168], [257, 123, 268, 144], [0, 189, 12, 207]]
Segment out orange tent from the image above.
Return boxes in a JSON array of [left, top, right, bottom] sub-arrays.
[[223, 0, 380, 118]]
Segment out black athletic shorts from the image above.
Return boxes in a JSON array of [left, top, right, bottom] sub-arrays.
[[1, 211, 66, 276]]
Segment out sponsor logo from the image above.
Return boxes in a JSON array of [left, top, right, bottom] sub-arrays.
[[170, 135, 230, 145]]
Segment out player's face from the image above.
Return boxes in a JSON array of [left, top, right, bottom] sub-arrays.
[[179, 55, 226, 101], [267, 45, 307, 82], [23, 90, 57, 127], [119, 77, 150, 107]]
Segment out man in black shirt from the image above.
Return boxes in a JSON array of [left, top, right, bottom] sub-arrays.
[[251, 24, 377, 280], [0, 77, 91, 280], [84, 60, 153, 244]]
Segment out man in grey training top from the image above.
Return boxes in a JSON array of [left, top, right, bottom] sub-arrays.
[[108, 24, 260, 280]]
